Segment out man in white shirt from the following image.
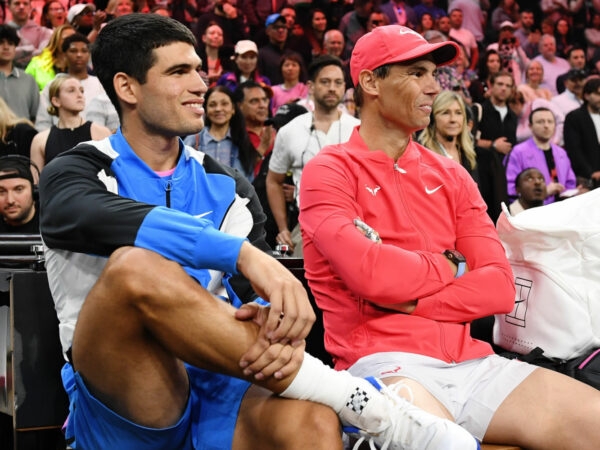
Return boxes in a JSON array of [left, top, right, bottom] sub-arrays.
[[35, 33, 105, 131], [448, 7, 478, 71], [266, 55, 360, 256]]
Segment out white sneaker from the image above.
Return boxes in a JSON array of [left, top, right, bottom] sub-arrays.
[[345, 377, 480, 450]]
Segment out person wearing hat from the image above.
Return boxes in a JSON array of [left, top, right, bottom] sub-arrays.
[[258, 13, 301, 85], [300, 24, 600, 450], [266, 55, 359, 256], [67, 3, 97, 37], [0, 155, 39, 233], [217, 39, 270, 93], [487, 20, 530, 85], [555, 45, 587, 95], [551, 66, 586, 117], [0, 24, 39, 122]]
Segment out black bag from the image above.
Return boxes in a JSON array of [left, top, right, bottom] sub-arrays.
[[501, 347, 600, 390]]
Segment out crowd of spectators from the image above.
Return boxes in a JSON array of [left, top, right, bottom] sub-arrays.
[[0, 0, 600, 232]]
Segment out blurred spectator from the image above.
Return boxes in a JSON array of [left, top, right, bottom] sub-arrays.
[[0, 97, 37, 157], [29, 74, 111, 170], [540, 0, 568, 25], [234, 79, 274, 180], [436, 15, 451, 38], [447, 0, 488, 42], [323, 29, 344, 60], [303, 8, 327, 59], [554, 16, 575, 58], [338, 0, 373, 59], [25, 23, 74, 91], [552, 68, 586, 117], [475, 70, 516, 219], [258, 13, 301, 85], [469, 49, 501, 104], [35, 32, 105, 130], [555, 45, 586, 94], [518, 60, 552, 103], [380, 0, 416, 28], [419, 90, 478, 181], [105, 0, 135, 17], [487, 21, 530, 85], [434, 39, 474, 105], [7, 0, 53, 68], [366, 9, 388, 32], [448, 8, 478, 71], [270, 52, 307, 114], [505, 107, 576, 204], [585, 11, 600, 61], [533, 34, 570, 96], [240, 0, 286, 36], [184, 85, 258, 181], [196, 23, 234, 86], [508, 167, 547, 215], [563, 77, 600, 186], [41, 0, 67, 30], [85, 91, 119, 131], [0, 24, 39, 121], [413, 0, 446, 21], [417, 12, 435, 36], [490, 0, 519, 35], [193, 0, 246, 48], [67, 3, 96, 36], [217, 39, 270, 92], [513, 9, 540, 58]]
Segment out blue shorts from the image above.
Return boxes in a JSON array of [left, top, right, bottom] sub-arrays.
[[61, 362, 251, 450]]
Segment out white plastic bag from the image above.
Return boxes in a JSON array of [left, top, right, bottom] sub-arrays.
[[494, 189, 600, 359]]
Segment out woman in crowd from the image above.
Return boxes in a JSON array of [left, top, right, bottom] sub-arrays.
[[515, 61, 557, 142], [25, 24, 75, 91], [30, 75, 111, 170], [270, 52, 308, 114], [0, 98, 38, 158], [303, 8, 328, 59], [217, 40, 270, 93], [41, 0, 67, 30], [418, 12, 435, 36], [419, 90, 478, 181], [183, 86, 258, 181], [196, 22, 234, 87], [105, 0, 135, 17], [469, 49, 501, 104], [554, 16, 576, 58]]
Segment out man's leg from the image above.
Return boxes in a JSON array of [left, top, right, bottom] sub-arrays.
[[484, 367, 600, 449], [233, 385, 344, 450], [71, 246, 303, 429]]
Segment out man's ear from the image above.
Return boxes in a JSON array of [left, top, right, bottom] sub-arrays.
[[113, 72, 138, 107], [358, 70, 378, 97]]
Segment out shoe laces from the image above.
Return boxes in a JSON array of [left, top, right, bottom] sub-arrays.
[[350, 381, 416, 450]]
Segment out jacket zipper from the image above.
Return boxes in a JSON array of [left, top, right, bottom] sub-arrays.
[[165, 180, 172, 208]]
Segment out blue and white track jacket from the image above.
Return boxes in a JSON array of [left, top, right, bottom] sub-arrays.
[[40, 129, 269, 354]]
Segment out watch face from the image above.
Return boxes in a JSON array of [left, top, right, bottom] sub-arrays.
[[444, 249, 466, 263]]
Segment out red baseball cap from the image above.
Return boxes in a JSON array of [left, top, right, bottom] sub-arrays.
[[350, 25, 460, 86]]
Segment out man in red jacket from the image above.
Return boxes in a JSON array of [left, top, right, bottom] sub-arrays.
[[301, 24, 600, 450]]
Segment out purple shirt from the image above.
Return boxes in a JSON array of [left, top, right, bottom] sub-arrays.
[[505, 137, 576, 204]]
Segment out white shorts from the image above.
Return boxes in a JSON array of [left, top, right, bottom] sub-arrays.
[[348, 352, 537, 440]]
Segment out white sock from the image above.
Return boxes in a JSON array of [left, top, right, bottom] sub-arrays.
[[280, 353, 391, 433]]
